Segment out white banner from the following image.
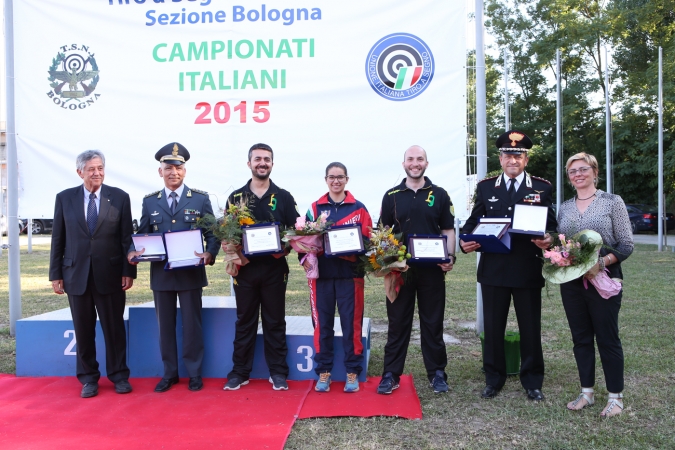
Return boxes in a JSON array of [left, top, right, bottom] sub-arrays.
[[13, 0, 466, 221]]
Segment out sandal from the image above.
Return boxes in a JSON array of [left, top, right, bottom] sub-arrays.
[[600, 392, 624, 418], [567, 388, 594, 411]]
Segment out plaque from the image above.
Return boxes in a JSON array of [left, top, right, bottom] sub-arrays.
[[242, 222, 283, 256], [163, 228, 204, 270], [509, 204, 548, 237], [459, 218, 512, 253], [324, 224, 364, 257], [130, 233, 166, 262], [408, 235, 451, 263]]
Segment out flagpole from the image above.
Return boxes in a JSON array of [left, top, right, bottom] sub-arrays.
[[5, 0, 22, 336], [604, 46, 612, 194], [503, 49, 509, 131], [556, 49, 562, 212], [658, 47, 664, 251], [475, 0, 487, 334]]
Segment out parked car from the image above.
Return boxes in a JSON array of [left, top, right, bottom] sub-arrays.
[[625, 204, 674, 233], [1, 217, 25, 236], [21, 218, 54, 235]]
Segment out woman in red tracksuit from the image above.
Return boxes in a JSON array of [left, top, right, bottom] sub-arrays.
[[303, 162, 372, 393]]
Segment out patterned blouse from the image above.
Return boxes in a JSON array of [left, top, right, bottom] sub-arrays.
[[557, 189, 634, 279]]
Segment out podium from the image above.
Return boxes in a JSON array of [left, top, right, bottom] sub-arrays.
[[16, 296, 371, 382]]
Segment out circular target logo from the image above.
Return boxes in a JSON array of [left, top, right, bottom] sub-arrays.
[[47, 44, 101, 111], [365, 33, 434, 101]]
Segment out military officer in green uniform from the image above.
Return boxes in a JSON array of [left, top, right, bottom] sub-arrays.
[[128, 142, 220, 393]]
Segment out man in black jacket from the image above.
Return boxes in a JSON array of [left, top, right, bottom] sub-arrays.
[[49, 150, 136, 398], [377, 145, 456, 395], [461, 131, 555, 401], [223, 143, 299, 392]]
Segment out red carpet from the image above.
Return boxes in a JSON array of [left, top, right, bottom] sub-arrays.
[[0, 374, 312, 450], [297, 375, 422, 419]]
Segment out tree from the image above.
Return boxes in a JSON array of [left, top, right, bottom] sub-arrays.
[[608, 0, 675, 205], [480, 0, 675, 206]]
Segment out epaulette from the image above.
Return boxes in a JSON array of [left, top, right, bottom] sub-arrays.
[[477, 175, 498, 184], [144, 190, 161, 199], [531, 176, 552, 185], [189, 188, 208, 195]]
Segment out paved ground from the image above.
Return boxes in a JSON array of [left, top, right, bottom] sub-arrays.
[[631, 231, 675, 246]]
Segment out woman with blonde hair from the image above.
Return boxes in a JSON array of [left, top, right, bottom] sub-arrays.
[[556, 152, 633, 417]]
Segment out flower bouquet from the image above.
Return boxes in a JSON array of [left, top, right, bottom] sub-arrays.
[[196, 199, 255, 276], [282, 211, 331, 279], [542, 229, 622, 298], [361, 224, 411, 302]]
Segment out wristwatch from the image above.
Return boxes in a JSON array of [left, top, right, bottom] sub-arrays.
[[448, 253, 456, 264]]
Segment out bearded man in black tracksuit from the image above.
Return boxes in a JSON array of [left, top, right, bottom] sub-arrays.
[[223, 143, 299, 392]]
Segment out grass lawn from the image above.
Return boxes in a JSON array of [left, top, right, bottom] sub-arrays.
[[1, 239, 674, 449]]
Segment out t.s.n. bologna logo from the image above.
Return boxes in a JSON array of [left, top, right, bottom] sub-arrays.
[[47, 45, 101, 111], [365, 33, 434, 101]]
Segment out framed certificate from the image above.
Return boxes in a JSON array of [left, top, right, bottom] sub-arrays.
[[242, 222, 282, 256], [509, 204, 548, 237], [408, 235, 451, 263], [324, 224, 364, 257], [471, 222, 510, 239], [163, 228, 204, 270], [131, 233, 166, 262], [459, 218, 512, 254]]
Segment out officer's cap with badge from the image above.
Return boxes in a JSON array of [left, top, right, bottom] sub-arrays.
[[496, 130, 533, 154], [155, 142, 190, 165]]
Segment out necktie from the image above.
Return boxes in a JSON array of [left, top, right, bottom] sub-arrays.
[[87, 193, 98, 235], [508, 178, 517, 202], [170, 191, 177, 214]]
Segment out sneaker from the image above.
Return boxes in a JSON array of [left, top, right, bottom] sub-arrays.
[[269, 374, 289, 391], [315, 372, 331, 392], [430, 370, 449, 394], [223, 377, 249, 391], [376, 372, 399, 395], [344, 373, 359, 393]]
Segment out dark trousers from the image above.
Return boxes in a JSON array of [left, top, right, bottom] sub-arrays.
[[383, 266, 447, 382], [153, 289, 204, 378], [561, 278, 624, 392], [310, 277, 365, 375], [481, 284, 544, 390], [67, 266, 129, 384], [229, 260, 289, 379]]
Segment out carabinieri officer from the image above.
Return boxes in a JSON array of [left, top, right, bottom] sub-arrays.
[[460, 130, 556, 401], [128, 142, 220, 393], [377, 145, 456, 395], [223, 143, 300, 392]]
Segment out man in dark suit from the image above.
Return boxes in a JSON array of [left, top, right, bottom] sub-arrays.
[[128, 142, 219, 393], [49, 150, 136, 398], [461, 131, 555, 401]]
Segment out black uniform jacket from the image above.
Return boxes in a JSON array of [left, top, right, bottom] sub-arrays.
[[135, 185, 220, 291], [228, 179, 299, 266], [463, 172, 557, 288], [49, 184, 137, 296], [379, 177, 455, 242]]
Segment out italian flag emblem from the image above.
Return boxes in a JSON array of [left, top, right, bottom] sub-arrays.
[[394, 66, 423, 90]]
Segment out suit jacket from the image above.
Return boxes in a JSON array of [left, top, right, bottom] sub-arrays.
[[134, 185, 220, 292], [463, 172, 557, 288], [49, 184, 137, 296]]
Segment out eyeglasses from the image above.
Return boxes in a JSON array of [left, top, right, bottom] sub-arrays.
[[567, 166, 592, 176], [326, 175, 347, 182]]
